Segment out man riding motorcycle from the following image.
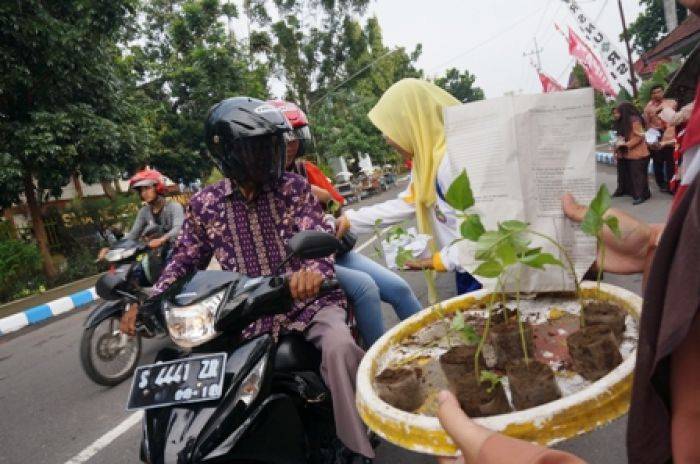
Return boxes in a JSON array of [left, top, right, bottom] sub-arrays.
[[98, 168, 184, 264], [121, 97, 374, 461]]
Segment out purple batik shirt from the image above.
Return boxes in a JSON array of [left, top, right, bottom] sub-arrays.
[[152, 174, 346, 340]]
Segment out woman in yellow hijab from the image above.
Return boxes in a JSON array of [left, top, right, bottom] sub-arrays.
[[337, 78, 482, 300]]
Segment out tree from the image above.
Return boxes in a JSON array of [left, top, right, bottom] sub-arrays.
[[0, 0, 142, 279], [132, 0, 269, 183], [627, 0, 688, 54], [434, 68, 485, 102]]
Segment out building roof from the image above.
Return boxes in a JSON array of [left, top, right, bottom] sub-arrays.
[[640, 14, 700, 63]]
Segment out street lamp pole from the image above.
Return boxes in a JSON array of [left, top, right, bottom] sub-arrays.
[[617, 0, 639, 98]]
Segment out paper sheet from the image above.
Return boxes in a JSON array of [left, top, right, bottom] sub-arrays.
[[443, 88, 597, 292]]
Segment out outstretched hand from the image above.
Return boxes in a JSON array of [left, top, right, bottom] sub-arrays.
[[561, 193, 664, 275], [436, 390, 493, 464]]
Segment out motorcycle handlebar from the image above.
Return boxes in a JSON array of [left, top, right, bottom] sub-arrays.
[[319, 278, 339, 294]]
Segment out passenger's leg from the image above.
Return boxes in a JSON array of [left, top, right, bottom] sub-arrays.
[[305, 306, 374, 458], [335, 264, 385, 346], [337, 251, 422, 321]]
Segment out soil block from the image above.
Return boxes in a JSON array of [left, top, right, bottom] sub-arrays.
[[375, 367, 423, 412], [506, 359, 561, 410], [583, 301, 627, 342], [567, 326, 623, 381], [490, 321, 535, 370], [454, 377, 511, 417], [439, 345, 485, 387]]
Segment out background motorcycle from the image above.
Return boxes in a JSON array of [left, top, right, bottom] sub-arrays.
[[128, 231, 365, 464], [80, 229, 167, 386]]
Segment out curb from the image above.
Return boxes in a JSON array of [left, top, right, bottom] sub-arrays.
[[0, 287, 98, 336]]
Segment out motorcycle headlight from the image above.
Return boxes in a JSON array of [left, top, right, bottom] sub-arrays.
[[164, 291, 224, 348], [105, 247, 136, 262], [233, 355, 267, 407]]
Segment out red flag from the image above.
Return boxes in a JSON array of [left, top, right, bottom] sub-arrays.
[[567, 26, 617, 96], [538, 72, 564, 93]]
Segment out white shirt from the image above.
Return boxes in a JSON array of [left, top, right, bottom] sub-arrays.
[[345, 156, 468, 272]]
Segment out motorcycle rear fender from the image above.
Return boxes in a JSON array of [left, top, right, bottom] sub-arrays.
[[83, 299, 124, 328], [142, 335, 278, 464]]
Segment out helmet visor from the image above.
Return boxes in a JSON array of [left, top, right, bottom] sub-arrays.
[[215, 134, 286, 187]]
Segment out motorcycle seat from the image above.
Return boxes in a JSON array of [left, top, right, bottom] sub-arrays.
[[274, 332, 321, 372]]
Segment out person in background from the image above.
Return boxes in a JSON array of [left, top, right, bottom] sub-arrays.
[[97, 169, 184, 266], [335, 79, 482, 297], [644, 84, 678, 192], [614, 102, 651, 205], [611, 106, 632, 198], [269, 98, 422, 346]]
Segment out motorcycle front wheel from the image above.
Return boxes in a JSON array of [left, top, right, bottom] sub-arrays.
[[80, 315, 141, 386]]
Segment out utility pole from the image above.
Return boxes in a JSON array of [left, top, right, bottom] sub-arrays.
[[617, 0, 639, 98], [523, 37, 544, 71], [662, 0, 679, 31]]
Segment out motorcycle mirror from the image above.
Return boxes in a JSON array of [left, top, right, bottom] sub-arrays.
[[287, 231, 342, 259]]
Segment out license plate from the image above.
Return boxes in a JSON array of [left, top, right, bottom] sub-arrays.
[[127, 353, 227, 411]]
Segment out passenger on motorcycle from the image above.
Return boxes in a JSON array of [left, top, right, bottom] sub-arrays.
[[270, 99, 422, 346], [121, 97, 374, 461], [98, 169, 184, 259]]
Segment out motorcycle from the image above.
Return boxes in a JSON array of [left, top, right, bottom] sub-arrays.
[[80, 232, 167, 386], [126, 231, 365, 464]]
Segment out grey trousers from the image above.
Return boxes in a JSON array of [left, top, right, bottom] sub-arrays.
[[305, 305, 374, 458]]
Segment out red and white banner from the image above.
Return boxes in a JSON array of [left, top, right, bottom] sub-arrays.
[[538, 72, 564, 93], [560, 0, 634, 95], [567, 26, 617, 96]]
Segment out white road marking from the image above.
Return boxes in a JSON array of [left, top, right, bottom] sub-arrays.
[[63, 412, 142, 464], [354, 227, 388, 253], [61, 231, 385, 463]]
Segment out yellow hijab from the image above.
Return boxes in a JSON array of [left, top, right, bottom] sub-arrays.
[[368, 78, 459, 237]]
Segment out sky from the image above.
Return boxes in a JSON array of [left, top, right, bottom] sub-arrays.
[[365, 0, 646, 97]]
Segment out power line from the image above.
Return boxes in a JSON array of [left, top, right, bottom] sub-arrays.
[[428, 5, 548, 74], [533, 0, 555, 38], [309, 49, 401, 108]]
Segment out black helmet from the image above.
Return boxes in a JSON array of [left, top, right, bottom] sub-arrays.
[[205, 97, 292, 187]]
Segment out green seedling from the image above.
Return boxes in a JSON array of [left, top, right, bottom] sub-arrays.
[[450, 311, 480, 346], [580, 184, 622, 297], [445, 169, 567, 374], [479, 370, 503, 394]]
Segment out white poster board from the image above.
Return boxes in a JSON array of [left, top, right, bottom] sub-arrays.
[[443, 88, 597, 292]]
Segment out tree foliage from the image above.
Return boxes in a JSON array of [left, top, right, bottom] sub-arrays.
[[627, 0, 688, 54], [434, 68, 485, 102], [0, 0, 144, 278]]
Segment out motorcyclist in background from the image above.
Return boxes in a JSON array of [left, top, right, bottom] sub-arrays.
[[269, 99, 422, 346], [120, 97, 374, 462], [97, 169, 184, 284]]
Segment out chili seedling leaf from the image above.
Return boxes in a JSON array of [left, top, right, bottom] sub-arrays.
[[480, 370, 503, 393], [604, 216, 621, 239], [519, 251, 563, 269], [580, 208, 602, 237], [460, 214, 485, 241], [499, 220, 528, 232], [445, 169, 475, 211], [589, 184, 612, 216], [494, 240, 518, 266], [474, 260, 503, 278]]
